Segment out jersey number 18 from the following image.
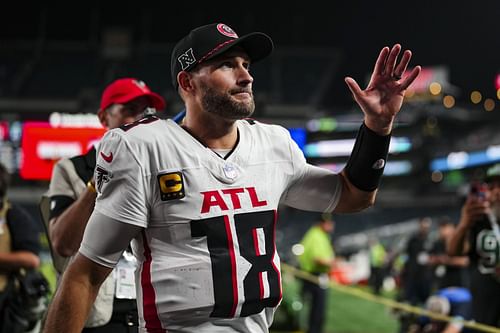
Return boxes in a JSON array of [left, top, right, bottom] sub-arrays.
[[191, 210, 281, 318]]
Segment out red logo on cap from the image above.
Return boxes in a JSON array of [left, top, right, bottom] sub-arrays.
[[132, 80, 148, 92], [217, 24, 238, 38]]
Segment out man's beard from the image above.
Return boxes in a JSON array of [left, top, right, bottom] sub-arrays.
[[200, 84, 255, 120]]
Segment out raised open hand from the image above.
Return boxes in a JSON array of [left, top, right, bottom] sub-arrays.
[[345, 44, 421, 135]]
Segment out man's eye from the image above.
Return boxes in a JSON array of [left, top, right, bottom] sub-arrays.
[[219, 61, 232, 68]]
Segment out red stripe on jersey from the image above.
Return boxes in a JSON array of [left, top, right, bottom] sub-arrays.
[[140, 231, 166, 332], [224, 215, 238, 317], [271, 210, 283, 300], [253, 228, 265, 299], [252, 228, 261, 256], [258, 272, 265, 299]]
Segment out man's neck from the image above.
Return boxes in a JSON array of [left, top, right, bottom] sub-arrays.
[[182, 111, 238, 149]]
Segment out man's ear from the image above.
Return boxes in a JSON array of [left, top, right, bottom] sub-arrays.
[[97, 108, 108, 128], [178, 71, 194, 92]]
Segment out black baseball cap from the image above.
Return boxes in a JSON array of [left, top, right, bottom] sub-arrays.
[[171, 23, 274, 89]]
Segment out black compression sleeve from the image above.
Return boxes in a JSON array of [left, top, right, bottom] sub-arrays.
[[345, 123, 391, 191]]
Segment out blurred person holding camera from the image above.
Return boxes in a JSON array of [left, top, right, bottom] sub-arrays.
[[448, 164, 500, 328], [0, 162, 48, 332]]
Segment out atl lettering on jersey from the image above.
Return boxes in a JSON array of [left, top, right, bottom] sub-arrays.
[[200, 187, 267, 213]]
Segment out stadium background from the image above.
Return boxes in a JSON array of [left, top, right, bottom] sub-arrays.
[[1, 1, 500, 332]]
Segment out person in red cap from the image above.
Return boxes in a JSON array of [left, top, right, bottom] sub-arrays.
[[43, 23, 420, 333], [42, 78, 165, 333], [98, 78, 166, 129]]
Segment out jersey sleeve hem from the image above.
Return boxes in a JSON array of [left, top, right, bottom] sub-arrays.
[[93, 206, 148, 228], [324, 179, 342, 212], [79, 246, 117, 268]]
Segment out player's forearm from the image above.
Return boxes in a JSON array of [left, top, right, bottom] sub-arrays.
[[335, 123, 391, 213], [334, 171, 376, 213], [43, 281, 95, 332], [43, 254, 108, 333], [50, 188, 97, 257]]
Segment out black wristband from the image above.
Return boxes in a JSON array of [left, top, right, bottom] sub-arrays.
[[345, 123, 391, 191]]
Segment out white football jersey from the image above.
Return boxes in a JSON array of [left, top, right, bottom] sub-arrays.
[[90, 117, 341, 332]]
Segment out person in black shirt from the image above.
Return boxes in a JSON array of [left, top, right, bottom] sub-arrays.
[[401, 217, 433, 306], [448, 164, 500, 328]]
